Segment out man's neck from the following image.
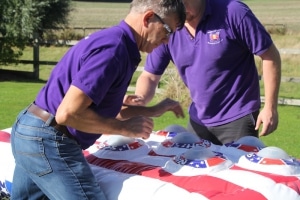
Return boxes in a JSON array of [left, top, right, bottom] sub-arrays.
[[185, 0, 206, 37]]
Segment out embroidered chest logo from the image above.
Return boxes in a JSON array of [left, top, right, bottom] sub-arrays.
[[207, 30, 222, 44]]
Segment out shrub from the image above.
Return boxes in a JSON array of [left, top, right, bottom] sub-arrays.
[[159, 66, 191, 108]]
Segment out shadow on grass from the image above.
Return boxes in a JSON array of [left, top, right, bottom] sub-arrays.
[[0, 69, 47, 83]]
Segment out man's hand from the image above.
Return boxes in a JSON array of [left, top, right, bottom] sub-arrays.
[[255, 107, 279, 136], [123, 94, 146, 106], [152, 98, 185, 118], [120, 116, 154, 139], [121, 96, 184, 119]]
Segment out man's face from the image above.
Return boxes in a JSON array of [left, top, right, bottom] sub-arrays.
[[141, 12, 178, 53], [183, 0, 204, 22]]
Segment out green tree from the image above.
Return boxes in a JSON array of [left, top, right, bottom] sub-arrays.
[[0, 0, 72, 64]]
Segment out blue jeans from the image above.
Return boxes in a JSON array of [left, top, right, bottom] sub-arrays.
[[10, 107, 107, 200]]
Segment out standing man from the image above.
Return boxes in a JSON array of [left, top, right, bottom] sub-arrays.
[[10, 0, 186, 199], [126, 0, 281, 145]]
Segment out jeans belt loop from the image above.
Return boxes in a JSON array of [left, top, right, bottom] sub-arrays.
[[27, 103, 74, 140]]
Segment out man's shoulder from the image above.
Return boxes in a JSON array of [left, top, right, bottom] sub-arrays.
[[226, 0, 251, 12]]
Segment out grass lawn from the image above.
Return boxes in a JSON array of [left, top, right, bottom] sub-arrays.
[[1, 81, 300, 158]]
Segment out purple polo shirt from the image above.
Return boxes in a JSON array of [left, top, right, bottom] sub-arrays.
[[35, 21, 141, 149], [145, 0, 273, 126]]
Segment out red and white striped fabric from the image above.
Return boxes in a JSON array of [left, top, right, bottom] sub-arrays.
[[1, 129, 300, 200], [0, 128, 14, 194]]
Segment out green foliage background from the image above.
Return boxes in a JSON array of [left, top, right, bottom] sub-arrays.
[[0, 0, 72, 64]]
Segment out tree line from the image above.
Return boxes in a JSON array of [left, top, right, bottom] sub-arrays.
[[0, 0, 72, 65]]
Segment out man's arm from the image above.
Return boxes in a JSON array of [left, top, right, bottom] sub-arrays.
[[56, 85, 153, 139], [255, 43, 281, 136], [123, 70, 184, 119], [118, 98, 184, 119], [124, 70, 161, 106]]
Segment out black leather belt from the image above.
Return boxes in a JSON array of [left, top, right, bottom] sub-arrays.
[[27, 103, 74, 139]]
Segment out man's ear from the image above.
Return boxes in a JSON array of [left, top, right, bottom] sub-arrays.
[[143, 11, 155, 27]]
